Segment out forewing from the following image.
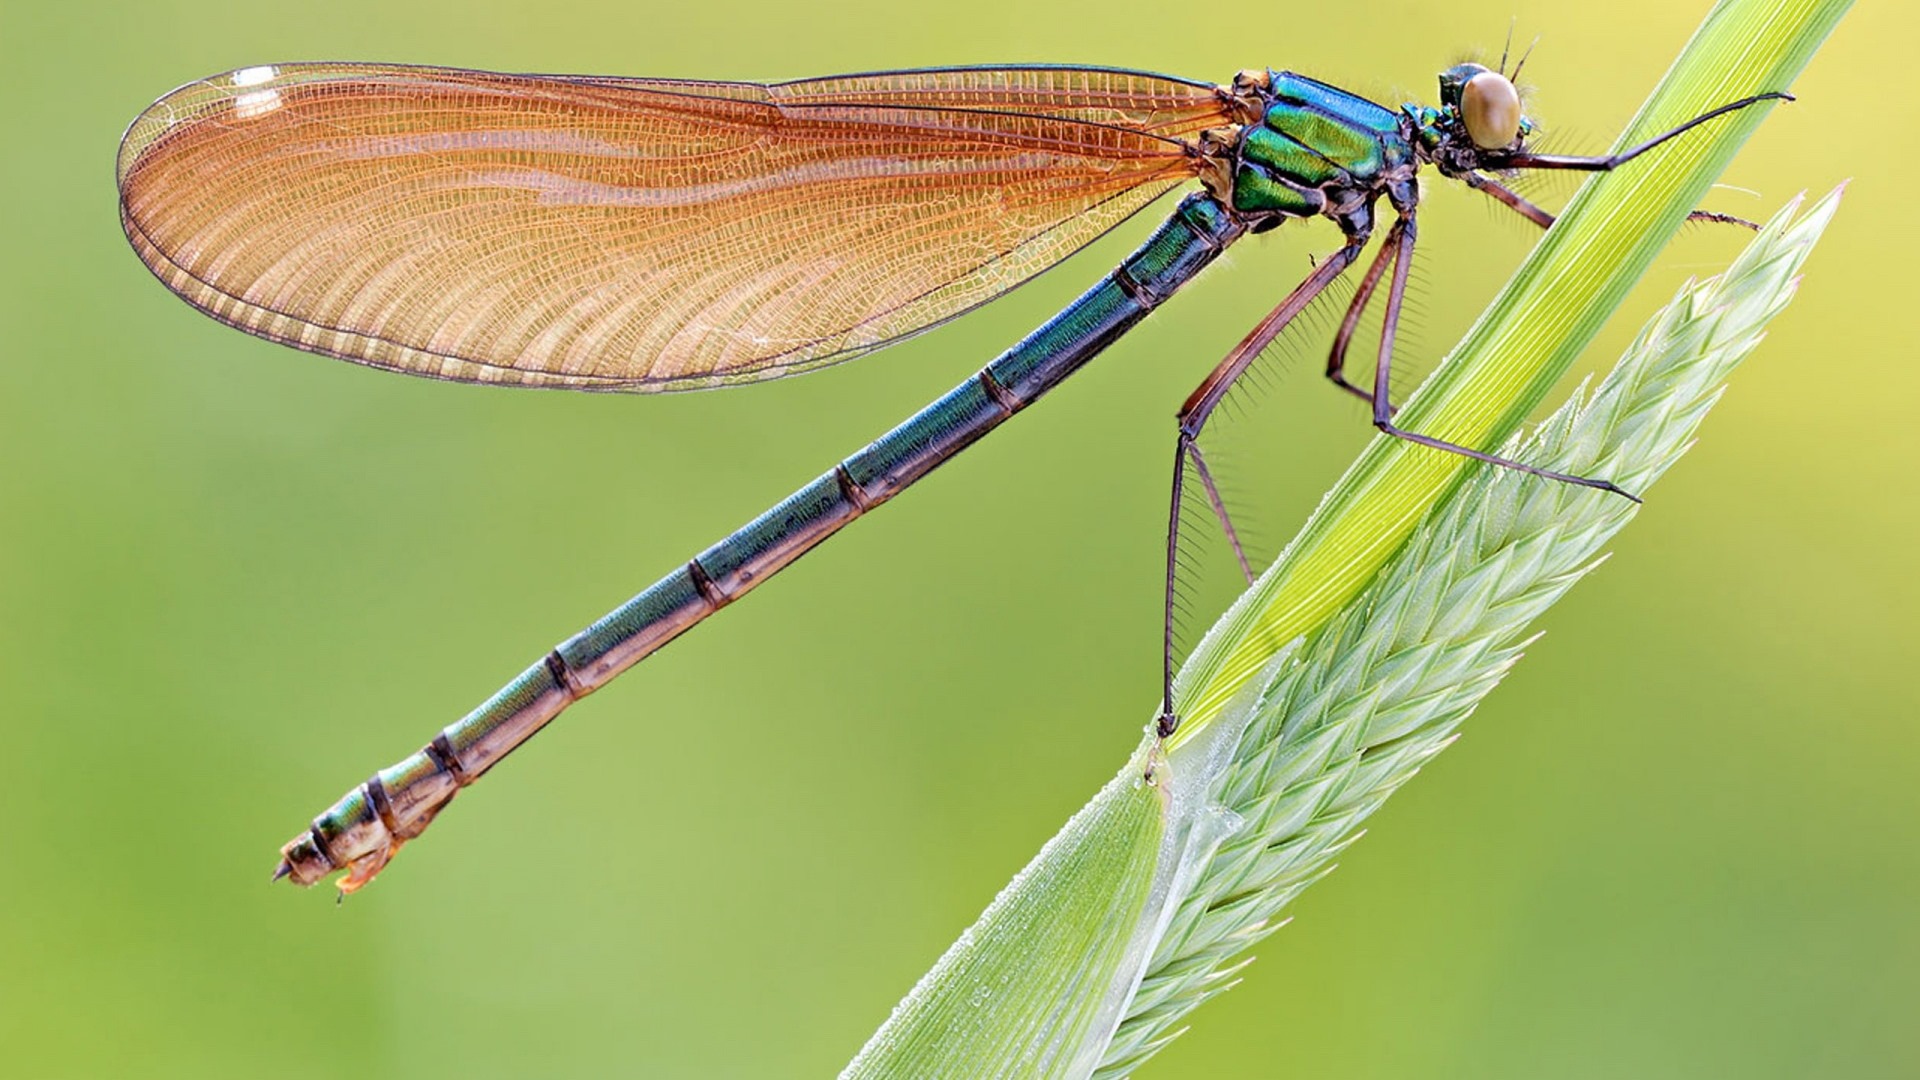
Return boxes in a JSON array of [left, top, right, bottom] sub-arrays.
[[118, 63, 1227, 390]]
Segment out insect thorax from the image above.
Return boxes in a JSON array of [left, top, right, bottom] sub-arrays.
[[1202, 70, 1420, 240]]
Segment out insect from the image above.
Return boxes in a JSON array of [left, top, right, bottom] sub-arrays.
[[116, 57, 1783, 893]]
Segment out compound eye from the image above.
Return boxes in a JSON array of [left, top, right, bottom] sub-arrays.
[[1461, 70, 1522, 149]]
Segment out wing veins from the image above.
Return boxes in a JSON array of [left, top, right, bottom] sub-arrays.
[[119, 62, 1230, 390]]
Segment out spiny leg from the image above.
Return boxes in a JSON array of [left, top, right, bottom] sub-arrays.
[[1684, 209, 1762, 229], [1461, 171, 1555, 228], [1366, 212, 1640, 500], [1464, 171, 1758, 230], [1184, 439, 1254, 585], [1326, 231, 1402, 408], [1157, 240, 1365, 739]]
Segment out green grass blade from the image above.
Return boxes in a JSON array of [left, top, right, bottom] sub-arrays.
[[1169, 0, 1852, 748], [842, 677, 1285, 1080], [1101, 186, 1843, 1076], [841, 737, 1168, 1079]]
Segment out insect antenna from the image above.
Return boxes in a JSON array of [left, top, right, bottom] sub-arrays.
[[1510, 35, 1540, 83]]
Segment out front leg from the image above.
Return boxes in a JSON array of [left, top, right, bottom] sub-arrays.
[[1464, 171, 1759, 230]]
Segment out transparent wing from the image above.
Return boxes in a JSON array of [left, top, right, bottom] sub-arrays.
[[118, 62, 1229, 391]]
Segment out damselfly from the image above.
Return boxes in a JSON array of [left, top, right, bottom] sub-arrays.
[[116, 57, 1784, 893]]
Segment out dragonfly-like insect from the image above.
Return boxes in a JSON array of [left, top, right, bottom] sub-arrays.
[[116, 56, 1783, 893]]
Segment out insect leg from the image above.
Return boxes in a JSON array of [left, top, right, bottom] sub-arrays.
[[1184, 439, 1254, 585], [1326, 234, 1401, 407], [1462, 171, 1556, 228], [1366, 212, 1641, 500], [1157, 239, 1364, 738], [1464, 172, 1757, 230]]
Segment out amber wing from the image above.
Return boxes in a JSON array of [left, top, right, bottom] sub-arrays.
[[117, 63, 1229, 390]]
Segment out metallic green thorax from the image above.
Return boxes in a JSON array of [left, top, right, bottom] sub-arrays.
[[1230, 72, 1418, 237]]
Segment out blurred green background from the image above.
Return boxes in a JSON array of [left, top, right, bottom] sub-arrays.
[[0, 0, 1906, 1075]]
